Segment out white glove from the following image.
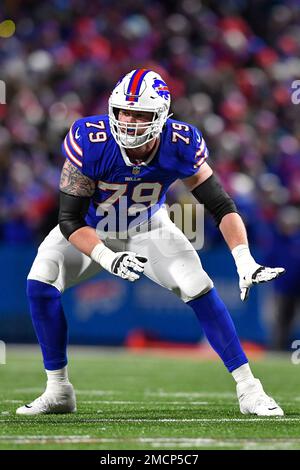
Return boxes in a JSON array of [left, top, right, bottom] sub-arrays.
[[231, 244, 285, 301], [90, 244, 148, 282]]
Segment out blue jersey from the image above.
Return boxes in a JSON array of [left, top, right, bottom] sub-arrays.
[[62, 115, 209, 232]]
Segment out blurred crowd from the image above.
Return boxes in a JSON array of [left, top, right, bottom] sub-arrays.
[[0, 0, 300, 254]]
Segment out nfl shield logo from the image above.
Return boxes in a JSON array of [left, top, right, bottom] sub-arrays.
[[132, 166, 140, 175]]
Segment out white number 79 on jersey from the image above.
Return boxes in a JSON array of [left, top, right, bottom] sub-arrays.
[[97, 181, 162, 215]]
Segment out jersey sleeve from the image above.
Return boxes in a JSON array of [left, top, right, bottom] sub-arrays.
[[175, 124, 209, 178], [192, 128, 209, 172], [61, 120, 84, 170]]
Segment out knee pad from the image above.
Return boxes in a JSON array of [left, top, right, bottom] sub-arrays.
[[27, 251, 62, 285], [179, 272, 214, 303], [169, 252, 214, 303]]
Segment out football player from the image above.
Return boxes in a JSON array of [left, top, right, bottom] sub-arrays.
[[17, 69, 285, 416]]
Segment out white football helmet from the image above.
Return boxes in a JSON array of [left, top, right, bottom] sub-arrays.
[[109, 69, 171, 148]]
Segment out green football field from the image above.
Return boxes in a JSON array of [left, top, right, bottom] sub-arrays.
[[0, 346, 299, 450]]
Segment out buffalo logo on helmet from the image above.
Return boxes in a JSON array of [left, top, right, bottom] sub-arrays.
[[152, 78, 170, 100]]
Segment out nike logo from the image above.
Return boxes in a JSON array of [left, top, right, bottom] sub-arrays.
[[25, 404, 32, 408], [75, 128, 80, 139], [268, 407, 278, 410]]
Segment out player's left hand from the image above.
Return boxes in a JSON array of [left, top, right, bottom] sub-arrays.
[[238, 265, 285, 301], [231, 244, 285, 301]]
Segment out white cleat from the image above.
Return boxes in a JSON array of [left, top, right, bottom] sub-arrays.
[[16, 384, 76, 416], [237, 378, 284, 417]]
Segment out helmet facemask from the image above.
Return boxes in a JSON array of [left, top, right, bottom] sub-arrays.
[[109, 104, 168, 149]]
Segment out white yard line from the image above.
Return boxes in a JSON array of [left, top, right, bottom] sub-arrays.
[[145, 391, 236, 398], [2, 417, 298, 423], [1, 400, 22, 403], [81, 400, 209, 405], [73, 417, 300, 423], [14, 388, 235, 398], [14, 388, 119, 395], [0, 436, 299, 449]]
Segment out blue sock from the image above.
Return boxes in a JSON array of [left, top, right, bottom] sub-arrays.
[[27, 279, 68, 370], [188, 288, 248, 372]]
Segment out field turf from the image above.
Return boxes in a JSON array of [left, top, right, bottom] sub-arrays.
[[0, 346, 299, 450]]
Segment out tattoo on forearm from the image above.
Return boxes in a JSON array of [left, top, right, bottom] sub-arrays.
[[60, 160, 96, 196]]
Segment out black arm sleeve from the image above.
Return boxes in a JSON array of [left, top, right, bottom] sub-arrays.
[[191, 174, 238, 226], [58, 191, 91, 240]]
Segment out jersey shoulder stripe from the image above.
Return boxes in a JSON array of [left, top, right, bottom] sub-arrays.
[[63, 135, 82, 168], [194, 131, 209, 169], [62, 120, 84, 169], [69, 124, 83, 157]]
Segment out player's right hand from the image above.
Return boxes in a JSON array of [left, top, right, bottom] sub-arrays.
[[90, 243, 147, 282], [111, 251, 148, 282]]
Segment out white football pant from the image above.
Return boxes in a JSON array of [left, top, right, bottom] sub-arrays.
[[28, 207, 213, 302]]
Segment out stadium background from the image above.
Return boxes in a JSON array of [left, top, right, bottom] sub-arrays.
[[1, 0, 300, 350]]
